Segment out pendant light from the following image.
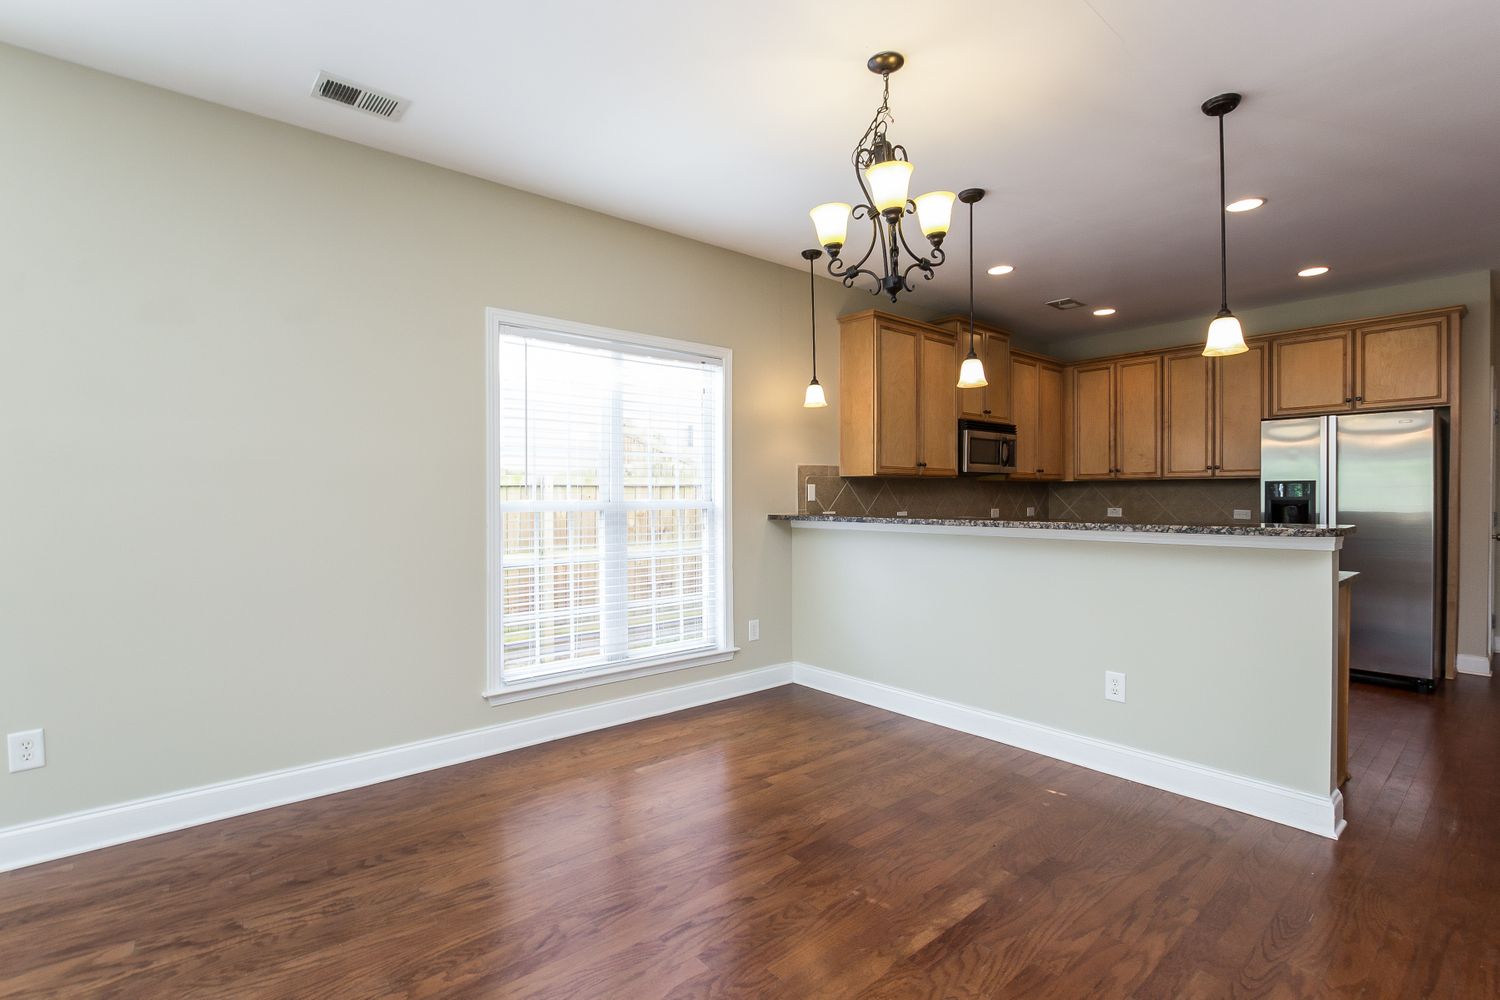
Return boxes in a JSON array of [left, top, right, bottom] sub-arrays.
[[956, 188, 988, 388], [801, 248, 828, 407], [1201, 92, 1249, 357]]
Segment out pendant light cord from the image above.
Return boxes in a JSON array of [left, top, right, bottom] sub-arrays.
[[1218, 113, 1229, 312], [967, 198, 977, 356], [808, 254, 818, 380]]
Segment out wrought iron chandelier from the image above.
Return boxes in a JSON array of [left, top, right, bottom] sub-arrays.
[[808, 52, 962, 303]]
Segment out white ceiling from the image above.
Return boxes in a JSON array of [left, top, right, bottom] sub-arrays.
[[3, 0, 1498, 339]]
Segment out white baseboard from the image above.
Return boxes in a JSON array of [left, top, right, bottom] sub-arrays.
[[791, 663, 1346, 840], [1457, 653, 1493, 677], [0, 663, 794, 873]]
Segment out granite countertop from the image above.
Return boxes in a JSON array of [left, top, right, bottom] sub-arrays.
[[768, 513, 1356, 538]]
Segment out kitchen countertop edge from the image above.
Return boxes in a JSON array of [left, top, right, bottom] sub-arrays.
[[769, 513, 1354, 548]]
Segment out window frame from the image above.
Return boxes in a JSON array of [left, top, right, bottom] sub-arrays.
[[483, 307, 735, 706]]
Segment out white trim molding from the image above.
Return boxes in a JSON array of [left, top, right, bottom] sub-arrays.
[[0, 663, 793, 874], [792, 663, 1347, 840], [1456, 653, 1493, 677]]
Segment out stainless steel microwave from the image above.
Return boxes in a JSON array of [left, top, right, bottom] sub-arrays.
[[959, 419, 1017, 475]]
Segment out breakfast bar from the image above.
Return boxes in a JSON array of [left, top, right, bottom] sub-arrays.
[[775, 513, 1355, 837]]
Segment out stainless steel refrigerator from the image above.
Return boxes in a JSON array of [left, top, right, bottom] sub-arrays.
[[1260, 409, 1446, 689]]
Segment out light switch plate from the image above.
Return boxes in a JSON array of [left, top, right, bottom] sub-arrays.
[[747, 619, 760, 641], [806, 483, 816, 502], [1106, 507, 1123, 518], [1233, 509, 1252, 521], [990, 508, 1000, 519], [1026, 506, 1037, 518]]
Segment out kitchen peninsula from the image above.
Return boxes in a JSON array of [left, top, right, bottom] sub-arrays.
[[775, 512, 1354, 837]]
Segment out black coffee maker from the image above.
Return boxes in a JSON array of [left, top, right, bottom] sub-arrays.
[[1264, 480, 1317, 525]]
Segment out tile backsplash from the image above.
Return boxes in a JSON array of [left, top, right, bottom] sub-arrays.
[[796, 465, 1260, 525], [797, 465, 1049, 520], [1048, 479, 1260, 526]]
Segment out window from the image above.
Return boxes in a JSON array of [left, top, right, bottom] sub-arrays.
[[485, 309, 732, 702]]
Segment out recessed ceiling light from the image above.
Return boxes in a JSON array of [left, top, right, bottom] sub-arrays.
[[987, 264, 1014, 276], [1092, 308, 1116, 317], [1226, 197, 1265, 213], [1297, 265, 1331, 277]]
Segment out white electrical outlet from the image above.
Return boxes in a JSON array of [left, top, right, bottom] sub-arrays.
[[1026, 506, 1037, 518], [747, 619, 760, 641], [1104, 672, 1126, 703], [806, 483, 817, 503], [990, 508, 1000, 519], [1106, 506, 1123, 518], [7, 729, 45, 773], [1233, 509, 1252, 521]]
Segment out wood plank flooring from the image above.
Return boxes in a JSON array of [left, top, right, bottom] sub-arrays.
[[3, 676, 1497, 998]]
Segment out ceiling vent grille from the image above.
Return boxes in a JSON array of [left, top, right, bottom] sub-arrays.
[[310, 72, 409, 120], [1045, 297, 1088, 311]]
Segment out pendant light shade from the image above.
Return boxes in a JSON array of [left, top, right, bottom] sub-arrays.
[[801, 248, 828, 408], [1203, 310, 1247, 357], [1201, 93, 1249, 358], [955, 188, 988, 389]]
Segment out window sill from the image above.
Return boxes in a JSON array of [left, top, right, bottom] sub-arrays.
[[482, 647, 741, 706]]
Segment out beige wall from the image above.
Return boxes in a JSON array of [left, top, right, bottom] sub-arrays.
[[791, 525, 1340, 796], [0, 43, 876, 828]]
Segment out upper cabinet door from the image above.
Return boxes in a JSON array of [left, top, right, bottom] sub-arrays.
[[1214, 343, 1266, 478], [1072, 362, 1115, 479], [875, 322, 921, 475], [1163, 351, 1214, 478], [1036, 362, 1066, 479], [1011, 355, 1041, 479], [1115, 356, 1163, 478], [918, 328, 958, 476], [954, 326, 1012, 422], [984, 331, 1013, 422], [1354, 318, 1449, 410], [1271, 329, 1353, 416]]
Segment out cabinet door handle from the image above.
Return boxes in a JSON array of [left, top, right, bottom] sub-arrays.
[[1355, 395, 1364, 402], [1344, 396, 1352, 403]]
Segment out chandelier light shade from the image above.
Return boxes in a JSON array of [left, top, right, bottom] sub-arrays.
[[801, 248, 828, 408], [1201, 92, 1249, 358], [913, 191, 957, 239], [808, 202, 852, 252], [807, 52, 974, 303], [955, 188, 988, 389]]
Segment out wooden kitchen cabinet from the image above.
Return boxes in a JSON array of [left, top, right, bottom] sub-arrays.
[[934, 317, 1012, 422], [1270, 329, 1353, 416], [1354, 316, 1449, 409], [1269, 314, 1451, 416], [839, 310, 957, 477], [1072, 357, 1161, 479], [1071, 362, 1114, 479], [1163, 344, 1265, 478], [1010, 352, 1065, 480]]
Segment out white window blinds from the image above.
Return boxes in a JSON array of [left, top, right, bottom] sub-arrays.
[[491, 322, 728, 688]]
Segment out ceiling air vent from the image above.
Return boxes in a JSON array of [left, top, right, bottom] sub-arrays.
[[1045, 297, 1089, 311], [310, 72, 409, 121]]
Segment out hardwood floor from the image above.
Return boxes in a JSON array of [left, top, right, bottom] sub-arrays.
[[3, 677, 1498, 998]]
